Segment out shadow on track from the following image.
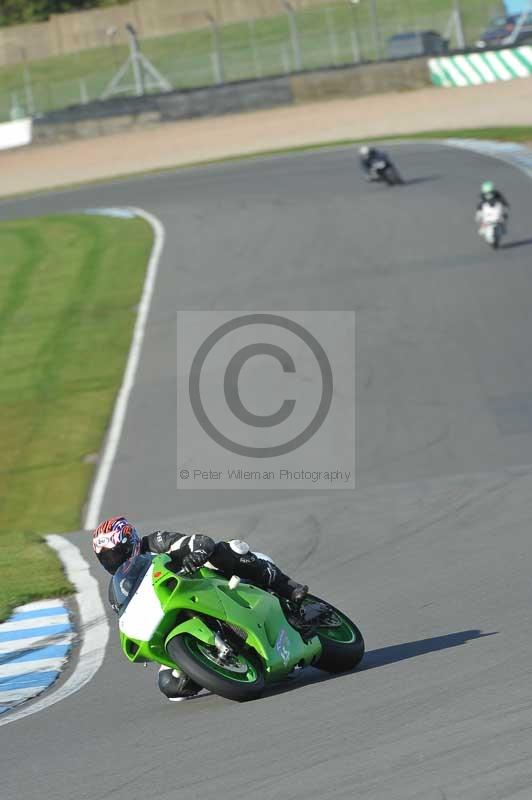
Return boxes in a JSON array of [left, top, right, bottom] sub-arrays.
[[361, 629, 496, 671], [402, 175, 442, 187], [501, 238, 532, 250], [258, 629, 496, 699]]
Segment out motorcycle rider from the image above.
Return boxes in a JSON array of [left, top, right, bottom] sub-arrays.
[[477, 180, 510, 213], [359, 144, 393, 180], [476, 180, 510, 231], [93, 516, 309, 701]]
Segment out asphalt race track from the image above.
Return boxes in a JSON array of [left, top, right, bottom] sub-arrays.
[[2, 144, 532, 799]]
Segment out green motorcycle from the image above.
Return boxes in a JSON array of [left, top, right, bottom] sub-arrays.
[[110, 553, 364, 702]]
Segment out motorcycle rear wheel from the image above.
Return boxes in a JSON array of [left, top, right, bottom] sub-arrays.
[[167, 633, 265, 702], [304, 595, 365, 673]]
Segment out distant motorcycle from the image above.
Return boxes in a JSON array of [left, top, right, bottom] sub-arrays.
[[367, 159, 403, 186], [476, 202, 507, 249]]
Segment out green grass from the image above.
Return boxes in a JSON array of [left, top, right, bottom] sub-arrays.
[[0, 213, 153, 621], [393, 126, 532, 143], [0, 0, 502, 121]]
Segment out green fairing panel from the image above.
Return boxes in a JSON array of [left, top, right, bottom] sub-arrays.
[[118, 555, 321, 678], [165, 617, 217, 649], [214, 581, 319, 670]]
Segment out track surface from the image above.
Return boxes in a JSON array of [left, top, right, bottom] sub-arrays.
[[2, 145, 532, 799]]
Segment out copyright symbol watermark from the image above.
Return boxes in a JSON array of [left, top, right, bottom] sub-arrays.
[[177, 311, 355, 490], [189, 314, 333, 458]]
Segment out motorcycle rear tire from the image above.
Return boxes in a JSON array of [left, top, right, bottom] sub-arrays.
[[305, 595, 365, 673]]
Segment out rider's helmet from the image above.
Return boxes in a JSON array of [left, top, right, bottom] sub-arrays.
[[481, 180, 495, 199], [92, 516, 141, 574], [359, 145, 370, 158]]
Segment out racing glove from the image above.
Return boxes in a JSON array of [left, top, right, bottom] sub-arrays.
[[182, 549, 210, 574]]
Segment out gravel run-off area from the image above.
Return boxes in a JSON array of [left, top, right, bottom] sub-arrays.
[[1, 78, 531, 198]]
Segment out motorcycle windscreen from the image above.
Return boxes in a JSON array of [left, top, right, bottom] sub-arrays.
[[109, 553, 153, 615]]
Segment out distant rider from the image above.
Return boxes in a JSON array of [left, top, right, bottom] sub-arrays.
[[359, 144, 393, 180], [476, 180, 510, 228], [92, 516, 309, 701]]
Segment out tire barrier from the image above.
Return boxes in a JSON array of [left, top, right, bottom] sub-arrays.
[[429, 46, 532, 87]]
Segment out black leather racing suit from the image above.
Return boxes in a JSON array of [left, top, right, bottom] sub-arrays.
[[360, 148, 392, 177], [141, 531, 301, 599], [476, 190, 510, 212]]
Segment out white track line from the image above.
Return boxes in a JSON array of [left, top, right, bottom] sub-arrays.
[[0, 535, 108, 727], [13, 599, 65, 612], [83, 207, 166, 530]]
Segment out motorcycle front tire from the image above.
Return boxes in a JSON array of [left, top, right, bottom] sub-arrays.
[[384, 166, 402, 186], [167, 633, 265, 702]]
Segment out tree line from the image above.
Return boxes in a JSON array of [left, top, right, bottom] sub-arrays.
[[0, 1, 130, 27]]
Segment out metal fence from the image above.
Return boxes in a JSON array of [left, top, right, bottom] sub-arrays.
[[0, 0, 503, 122]]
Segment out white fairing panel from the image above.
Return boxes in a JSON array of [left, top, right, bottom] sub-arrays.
[[481, 202, 504, 224], [119, 566, 164, 642]]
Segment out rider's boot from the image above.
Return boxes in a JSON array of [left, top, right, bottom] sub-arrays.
[[288, 580, 309, 604], [243, 553, 308, 604], [269, 573, 308, 605], [158, 665, 202, 701]]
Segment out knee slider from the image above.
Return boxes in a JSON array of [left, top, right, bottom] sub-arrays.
[[157, 666, 199, 699]]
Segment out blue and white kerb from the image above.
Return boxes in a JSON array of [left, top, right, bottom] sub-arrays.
[[0, 599, 73, 714]]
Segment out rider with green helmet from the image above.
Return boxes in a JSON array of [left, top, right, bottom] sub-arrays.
[[478, 181, 510, 211]]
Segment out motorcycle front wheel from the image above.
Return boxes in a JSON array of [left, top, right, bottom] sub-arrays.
[[167, 633, 265, 702]]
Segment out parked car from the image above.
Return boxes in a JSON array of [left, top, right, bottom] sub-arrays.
[[386, 31, 449, 60], [476, 12, 532, 48]]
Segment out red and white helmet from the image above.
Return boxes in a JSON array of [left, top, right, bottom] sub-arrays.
[[92, 516, 141, 574]]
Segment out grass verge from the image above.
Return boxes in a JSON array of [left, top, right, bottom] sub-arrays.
[[0, 212, 153, 621], [397, 127, 532, 143]]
